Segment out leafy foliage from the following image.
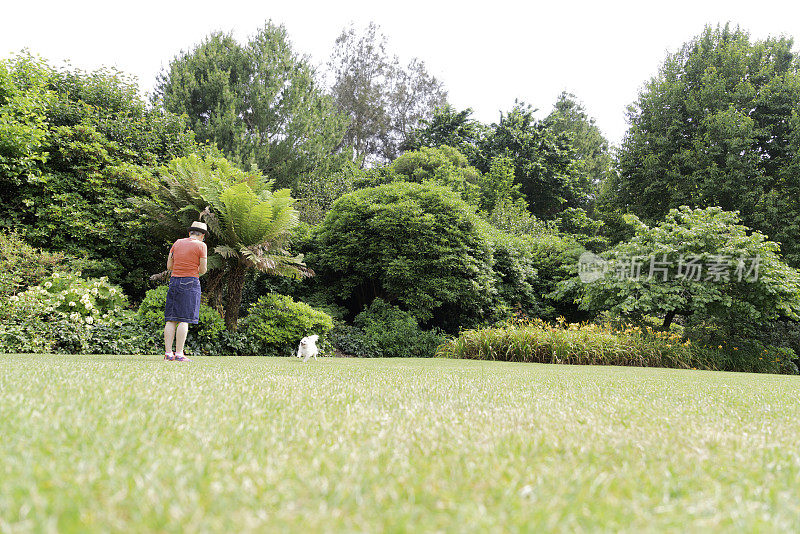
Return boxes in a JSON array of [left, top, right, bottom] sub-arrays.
[[406, 101, 595, 219], [155, 23, 348, 190], [328, 22, 448, 164], [0, 230, 64, 297], [613, 24, 800, 266], [581, 207, 800, 337], [479, 101, 590, 218], [241, 293, 333, 356], [331, 298, 447, 358], [543, 91, 612, 196], [0, 54, 196, 298], [403, 105, 487, 163], [0, 55, 51, 184]]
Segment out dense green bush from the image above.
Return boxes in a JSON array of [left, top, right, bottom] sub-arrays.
[[136, 285, 226, 355], [0, 54, 197, 298], [314, 182, 496, 331], [0, 230, 64, 297], [241, 293, 334, 356], [685, 319, 799, 374], [480, 224, 585, 322], [0, 272, 147, 354], [0, 312, 152, 355], [331, 299, 447, 358], [314, 181, 586, 332]]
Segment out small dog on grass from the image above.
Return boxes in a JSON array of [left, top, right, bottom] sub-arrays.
[[296, 334, 319, 363]]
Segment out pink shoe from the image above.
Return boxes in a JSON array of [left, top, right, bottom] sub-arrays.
[[164, 352, 175, 361], [174, 353, 192, 362]]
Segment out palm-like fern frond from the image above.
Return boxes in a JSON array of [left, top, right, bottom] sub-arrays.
[[132, 152, 306, 330]]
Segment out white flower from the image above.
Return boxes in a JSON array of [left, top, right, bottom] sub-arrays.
[[44, 281, 52, 289], [92, 309, 99, 315], [109, 288, 116, 295], [102, 314, 109, 319], [86, 316, 94, 324], [9, 296, 19, 302], [91, 288, 98, 295], [69, 302, 76, 307], [52, 273, 60, 279], [85, 302, 93, 310]]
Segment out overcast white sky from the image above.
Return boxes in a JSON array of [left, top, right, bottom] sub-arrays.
[[3, 0, 799, 145]]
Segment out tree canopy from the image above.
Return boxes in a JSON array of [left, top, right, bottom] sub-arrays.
[[612, 23, 800, 265], [581, 206, 800, 334], [155, 22, 348, 190], [0, 54, 196, 297], [328, 22, 448, 165]]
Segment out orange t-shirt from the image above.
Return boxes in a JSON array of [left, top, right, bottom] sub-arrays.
[[169, 238, 207, 278]]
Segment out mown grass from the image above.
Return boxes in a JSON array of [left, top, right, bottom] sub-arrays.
[[1, 355, 800, 532]]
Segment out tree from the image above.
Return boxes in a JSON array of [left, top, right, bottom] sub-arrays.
[[612, 23, 800, 265], [544, 91, 612, 199], [480, 101, 590, 218], [403, 105, 487, 164], [328, 22, 448, 164], [135, 154, 312, 330], [0, 53, 197, 298], [581, 207, 800, 334], [155, 22, 348, 191]]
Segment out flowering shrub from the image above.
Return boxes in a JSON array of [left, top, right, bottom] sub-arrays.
[[6, 272, 128, 326], [436, 317, 715, 370], [0, 272, 137, 354]]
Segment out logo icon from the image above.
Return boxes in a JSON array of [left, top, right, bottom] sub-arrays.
[[578, 252, 608, 283]]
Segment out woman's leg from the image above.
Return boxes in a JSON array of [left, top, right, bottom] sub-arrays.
[[175, 322, 189, 355], [164, 321, 177, 353]]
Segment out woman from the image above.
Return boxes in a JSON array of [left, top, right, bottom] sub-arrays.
[[164, 221, 208, 362]]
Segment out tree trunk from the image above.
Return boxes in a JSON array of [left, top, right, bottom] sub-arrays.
[[205, 269, 226, 315], [661, 310, 677, 331], [224, 262, 247, 331]]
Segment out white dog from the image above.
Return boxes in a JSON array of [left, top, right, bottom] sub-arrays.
[[296, 335, 319, 362]]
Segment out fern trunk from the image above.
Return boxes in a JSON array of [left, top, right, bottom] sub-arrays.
[[224, 262, 247, 331]]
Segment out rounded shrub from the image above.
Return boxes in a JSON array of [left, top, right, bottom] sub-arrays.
[[314, 182, 495, 331], [331, 298, 448, 358], [241, 293, 334, 356]]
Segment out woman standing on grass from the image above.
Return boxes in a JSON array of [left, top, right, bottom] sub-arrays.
[[164, 221, 208, 362]]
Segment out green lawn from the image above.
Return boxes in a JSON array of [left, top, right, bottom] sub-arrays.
[[1, 355, 799, 532]]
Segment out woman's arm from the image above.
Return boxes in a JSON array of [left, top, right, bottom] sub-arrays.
[[198, 257, 208, 276], [166, 251, 174, 271]]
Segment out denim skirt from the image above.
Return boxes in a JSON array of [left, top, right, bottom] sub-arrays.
[[164, 276, 201, 324]]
